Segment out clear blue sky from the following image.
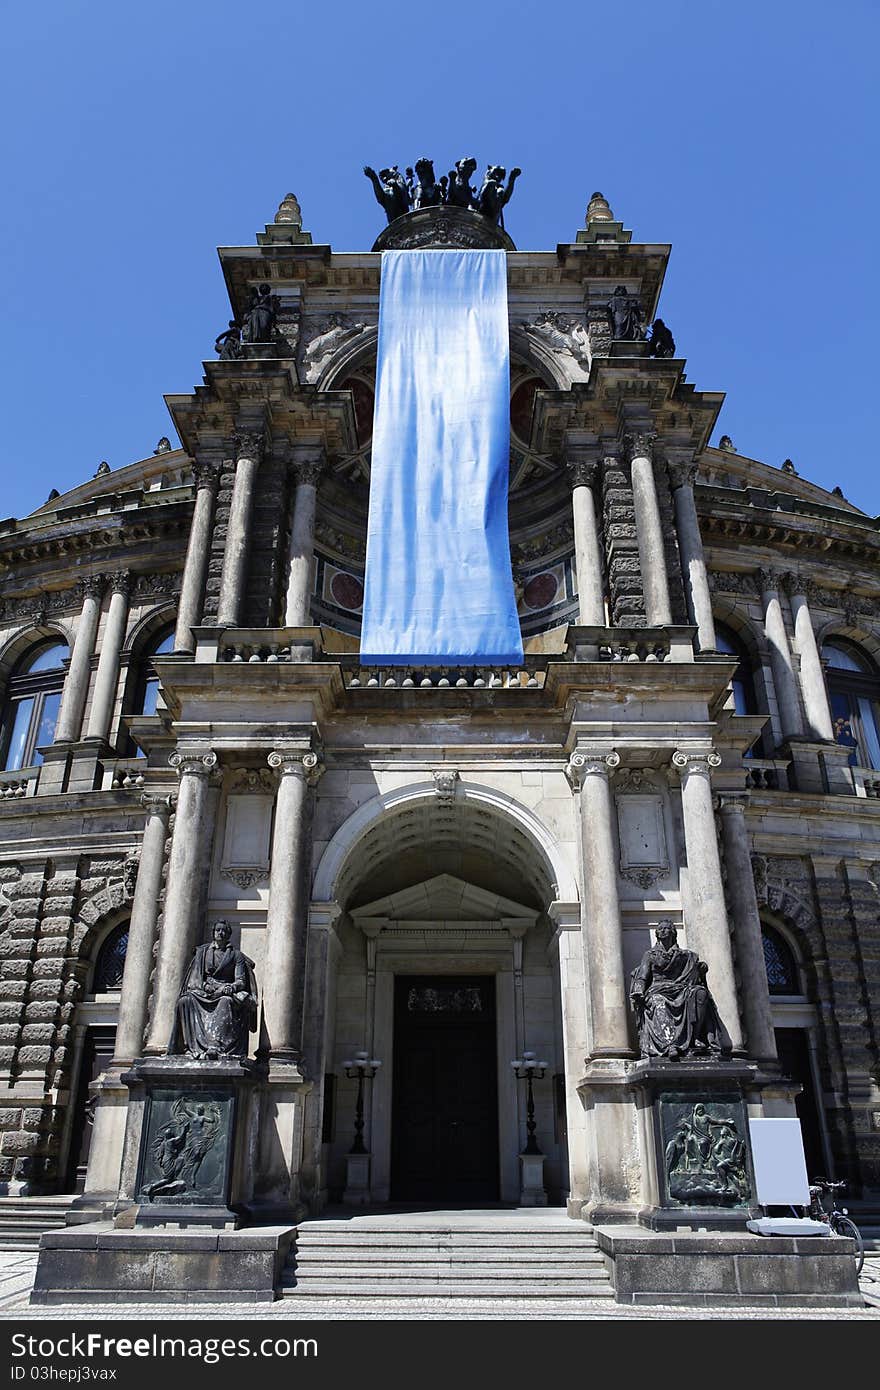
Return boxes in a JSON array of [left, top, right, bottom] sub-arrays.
[[2, 0, 877, 519]]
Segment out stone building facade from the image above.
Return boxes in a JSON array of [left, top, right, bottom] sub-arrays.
[[1, 189, 878, 1266]]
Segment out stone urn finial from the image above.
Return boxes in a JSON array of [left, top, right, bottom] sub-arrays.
[[275, 192, 302, 228], [586, 190, 614, 223]]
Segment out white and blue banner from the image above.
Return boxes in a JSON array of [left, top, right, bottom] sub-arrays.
[[359, 249, 523, 665]]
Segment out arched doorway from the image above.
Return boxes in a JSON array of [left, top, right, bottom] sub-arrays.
[[309, 781, 579, 1208], [63, 920, 128, 1193]]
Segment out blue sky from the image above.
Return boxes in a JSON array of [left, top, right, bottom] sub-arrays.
[[2, 0, 877, 518]]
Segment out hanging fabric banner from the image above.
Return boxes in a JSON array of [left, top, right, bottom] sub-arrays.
[[359, 248, 523, 665]]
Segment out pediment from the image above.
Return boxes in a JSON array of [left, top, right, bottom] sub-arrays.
[[349, 873, 538, 924]]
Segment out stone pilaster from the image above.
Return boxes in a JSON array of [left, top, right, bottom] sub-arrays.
[[217, 431, 264, 628], [174, 460, 221, 653], [667, 453, 716, 652], [717, 794, 777, 1063], [284, 451, 324, 627], [601, 450, 645, 627], [671, 750, 744, 1052], [625, 432, 673, 626], [566, 749, 632, 1058], [113, 794, 174, 1064], [263, 747, 324, 1065], [53, 575, 105, 744], [144, 750, 220, 1053], [565, 455, 605, 626], [85, 572, 131, 743]]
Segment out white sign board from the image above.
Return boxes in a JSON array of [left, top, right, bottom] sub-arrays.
[[748, 1117, 811, 1206]]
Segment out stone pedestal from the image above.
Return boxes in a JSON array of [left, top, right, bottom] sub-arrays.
[[118, 1057, 264, 1228], [342, 1152, 372, 1206], [518, 1152, 548, 1206], [628, 1059, 760, 1231]]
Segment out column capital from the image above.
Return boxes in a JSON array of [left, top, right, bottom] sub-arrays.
[[268, 746, 324, 785], [671, 749, 722, 779], [714, 791, 749, 815], [139, 791, 175, 821], [566, 458, 599, 490], [756, 566, 785, 596], [233, 430, 265, 464], [108, 570, 132, 598], [666, 456, 699, 490], [623, 430, 656, 463], [78, 574, 107, 602], [566, 749, 620, 788], [169, 748, 219, 779], [291, 452, 325, 488], [191, 459, 222, 492]]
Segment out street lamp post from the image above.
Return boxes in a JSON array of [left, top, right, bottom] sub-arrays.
[[341, 1050, 381, 1205], [512, 1050, 549, 1206]]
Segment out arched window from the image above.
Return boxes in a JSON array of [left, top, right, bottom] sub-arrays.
[[138, 628, 175, 718], [822, 639, 880, 769], [715, 623, 756, 716], [92, 923, 129, 993], [1, 640, 69, 771], [761, 924, 800, 995]]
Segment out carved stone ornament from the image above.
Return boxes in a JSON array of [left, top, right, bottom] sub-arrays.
[[566, 459, 599, 491], [612, 766, 652, 794], [78, 574, 107, 601], [267, 748, 324, 784], [524, 311, 591, 370], [433, 768, 460, 803], [140, 791, 175, 820], [372, 205, 514, 253], [220, 867, 269, 890], [751, 853, 769, 906], [169, 750, 219, 779], [666, 457, 699, 491], [566, 750, 621, 787], [191, 460, 222, 492], [671, 749, 722, 777], [138, 1095, 226, 1202], [228, 768, 276, 795], [301, 315, 367, 383], [706, 571, 759, 597], [233, 431, 264, 464], [624, 432, 655, 463], [292, 455, 325, 489], [756, 567, 784, 596], [660, 1097, 751, 1207], [123, 854, 140, 899]]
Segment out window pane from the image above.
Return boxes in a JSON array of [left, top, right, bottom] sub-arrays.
[[762, 929, 798, 994], [731, 678, 750, 717], [856, 697, 880, 770], [141, 677, 160, 717], [23, 643, 69, 673], [830, 691, 858, 764], [152, 632, 174, 656], [32, 691, 61, 764], [822, 642, 871, 673], [3, 698, 35, 771]]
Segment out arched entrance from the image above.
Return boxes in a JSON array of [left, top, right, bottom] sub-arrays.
[[307, 781, 580, 1208]]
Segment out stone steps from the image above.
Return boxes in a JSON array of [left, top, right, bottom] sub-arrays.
[[0, 1197, 74, 1250], [282, 1216, 616, 1303]]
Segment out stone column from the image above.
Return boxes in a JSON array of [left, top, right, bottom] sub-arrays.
[[263, 747, 323, 1063], [784, 576, 834, 742], [54, 575, 105, 744], [217, 431, 264, 628], [716, 794, 777, 1064], [671, 750, 744, 1052], [174, 460, 221, 653], [85, 573, 131, 743], [625, 432, 673, 626], [112, 793, 174, 1064], [567, 750, 631, 1057], [284, 451, 324, 627], [145, 750, 219, 1052], [758, 569, 804, 739], [667, 453, 716, 652], [566, 457, 605, 626]]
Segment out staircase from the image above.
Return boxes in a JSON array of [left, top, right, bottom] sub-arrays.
[[0, 1196, 75, 1250], [281, 1210, 616, 1315]]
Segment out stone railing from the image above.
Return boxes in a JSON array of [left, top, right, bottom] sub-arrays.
[[743, 758, 791, 791], [343, 662, 547, 690], [565, 625, 697, 664], [851, 764, 880, 799], [0, 767, 38, 800], [105, 759, 147, 791]]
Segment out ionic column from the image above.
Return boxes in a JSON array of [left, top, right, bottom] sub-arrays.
[[145, 750, 219, 1052], [174, 460, 221, 653], [284, 451, 324, 627], [625, 432, 673, 626], [217, 431, 264, 628], [667, 453, 716, 652], [784, 575, 834, 742], [758, 569, 805, 739], [263, 747, 324, 1061], [671, 750, 744, 1051], [112, 793, 174, 1064], [716, 794, 777, 1063], [567, 750, 631, 1057], [54, 575, 105, 744], [85, 573, 131, 742], [566, 457, 605, 626]]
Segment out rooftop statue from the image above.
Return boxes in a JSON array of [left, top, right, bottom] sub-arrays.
[[410, 157, 444, 210], [607, 284, 644, 341], [363, 165, 412, 223], [363, 156, 521, 226], [648, 317, 675, 358], [445, 156, 478, 209], [476, 164, 521, 227], [214, 319, 243, 360], [241, 283, 277, 345], [629, 921, 732, 1060]]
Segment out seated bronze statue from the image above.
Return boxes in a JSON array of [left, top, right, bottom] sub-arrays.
[[169, 920, 258, 1061], [629, 921, 732, 1059]]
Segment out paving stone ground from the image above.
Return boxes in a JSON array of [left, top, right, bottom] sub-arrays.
[[0, 1250, 877, 1321]]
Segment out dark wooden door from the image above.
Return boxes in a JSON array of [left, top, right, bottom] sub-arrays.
[[775, 1028, 826, 1180], [391, 976, 499, 1203], [65, 1025, 116, 1193]]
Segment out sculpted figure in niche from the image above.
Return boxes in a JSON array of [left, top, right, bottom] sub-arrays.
[[476, 164, 521, 226], [629, 921, 732, 1059], [142, 1097, 223, 1198], [607, 284, 644, 341], [241, 283, 277, 344], [170, 920, 258, 1061], [214, 320, 242, 360], [363, 165, 412, 222]]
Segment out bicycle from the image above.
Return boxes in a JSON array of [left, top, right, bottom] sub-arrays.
[[808, 1179, 865, 1276]]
